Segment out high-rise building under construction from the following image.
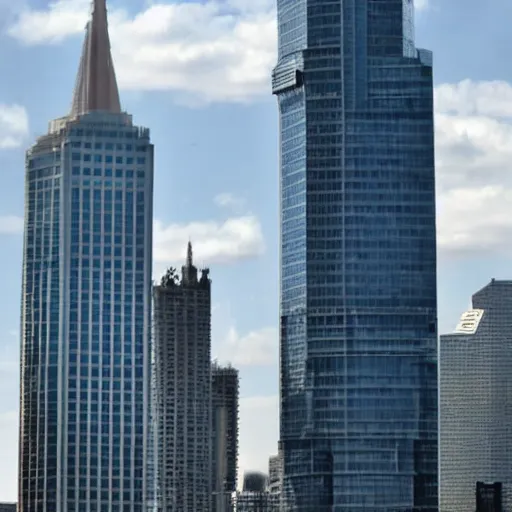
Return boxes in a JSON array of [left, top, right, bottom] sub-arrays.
[[212, 362, 239, 511], [153, 244, 212, 511]]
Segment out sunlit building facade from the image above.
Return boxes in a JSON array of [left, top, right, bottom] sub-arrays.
[[273, 0, 438, 509], [18, 1, 153, 511]]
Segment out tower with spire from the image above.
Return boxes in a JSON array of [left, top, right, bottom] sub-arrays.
[[153, 244, 212, 511], [70, 0, 121, 117], [18, 1, 154, 511]]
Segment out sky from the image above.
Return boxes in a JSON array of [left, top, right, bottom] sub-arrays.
[[0, 0, 510, 501]]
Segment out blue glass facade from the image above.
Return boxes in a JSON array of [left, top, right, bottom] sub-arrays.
[[19, 111, 153, 512], [273, 1, 438, 510]]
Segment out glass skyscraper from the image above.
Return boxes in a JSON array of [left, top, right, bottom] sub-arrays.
[[272, 0, 438, 510], [18, 1, 153, 511]]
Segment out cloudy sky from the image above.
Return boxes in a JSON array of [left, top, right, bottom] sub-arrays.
[[0, 0, 510, 501]]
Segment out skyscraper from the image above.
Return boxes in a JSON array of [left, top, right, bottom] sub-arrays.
[[18, 1, 153, 510], [211, 362, 239, 512], [440, 280, 512, 512], [153, 244, 212, 512], [272, 1, 438, 509]]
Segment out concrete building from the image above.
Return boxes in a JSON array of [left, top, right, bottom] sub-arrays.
[[212, 362, 239, 512], [18, 1, 153, 510], [268, 452, 282, 495], [440, 279, 512, 512], [268, 451, 283, 509], [236, 473, 271, 512], [153, 243, 212, 511]]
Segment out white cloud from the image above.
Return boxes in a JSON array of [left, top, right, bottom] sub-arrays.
[[437, 186, 512, 253], [435, 80, 512, 118], [8, 0, 429, 104], [153, 215, 265, 268], [0, 104, 29, 149], [435, 80, 512, 255], [8, 0, 276, 103], [216, 326, 277, 366], [238, 395, 278, 483], [0, 212, 264, 269], [0, 215, 23, 234], [214, 193, 246, 211], [7, 0, 90, 43], [415, 0, 429, 10]]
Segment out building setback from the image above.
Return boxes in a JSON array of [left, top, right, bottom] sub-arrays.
[[18, 1, 153, 510], [153, 244, 212, 511], [212, 362, 239, 512], [272, 0, 438, 509], [440, 280, 512, 512]]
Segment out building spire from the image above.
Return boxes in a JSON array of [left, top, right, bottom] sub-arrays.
[[70, 0, 121, 118], [187, 241, 193, 267], [182, 241, 197, 285]]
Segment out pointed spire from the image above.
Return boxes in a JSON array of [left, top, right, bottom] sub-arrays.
[[182, 241, 198, 285], [70, 0, 121, 118], [187, 241, 193, 267]]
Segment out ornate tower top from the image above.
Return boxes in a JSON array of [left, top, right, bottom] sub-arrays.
[[70, 0, 121, 118]]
